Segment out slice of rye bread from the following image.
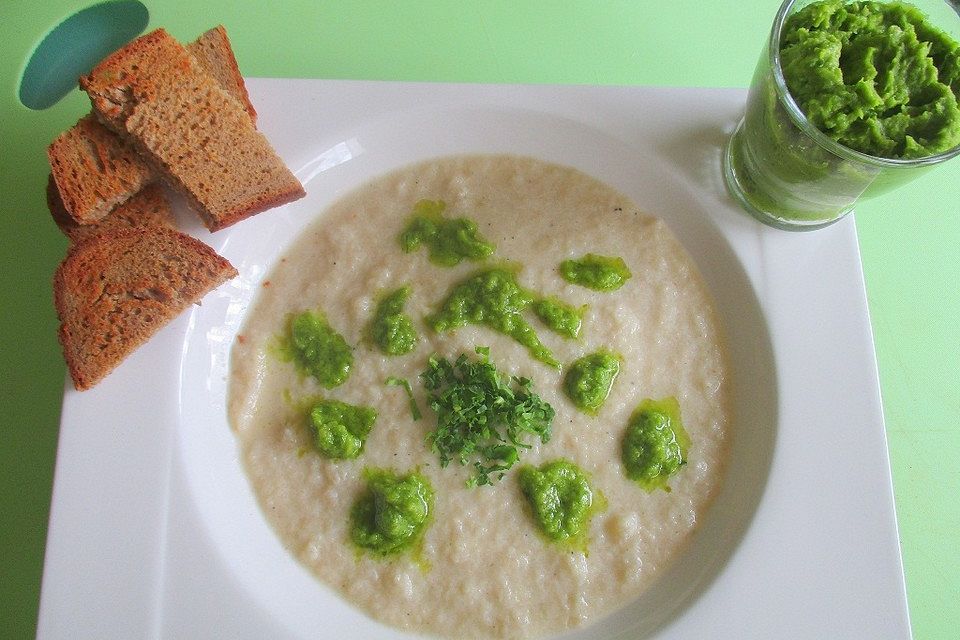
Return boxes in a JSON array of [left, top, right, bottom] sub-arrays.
[[48, 176, 175, 244], [186, 26, 257, 124], [48, 26, 257, 224], [81, 28, 305, 232], [54, 226, 238, 390], [47, 114, 154, 224]]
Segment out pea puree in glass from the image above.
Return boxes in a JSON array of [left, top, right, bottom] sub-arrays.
[[725, 0, 960, 229], [782, 0, 960, 159]]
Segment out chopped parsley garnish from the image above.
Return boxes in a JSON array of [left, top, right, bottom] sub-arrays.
[[386, 376, 422, 421], [420, 347, 554, 487]]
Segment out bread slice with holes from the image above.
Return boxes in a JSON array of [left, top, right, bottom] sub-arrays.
[[47, 114, 155, 224], [186, 26, 257, 124], [81, 28, 304, 231], [48, 176, 175, 244], [54, 226, 237, 390], [47, 26, 257, 225]]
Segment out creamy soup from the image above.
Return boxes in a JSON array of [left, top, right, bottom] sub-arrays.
[[227, 155, 730, 639]]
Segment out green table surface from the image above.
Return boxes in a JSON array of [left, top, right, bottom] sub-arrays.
[[2, 1, 957, 638]]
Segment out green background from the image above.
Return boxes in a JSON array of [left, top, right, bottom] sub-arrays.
[[2, 1, 956, 637]]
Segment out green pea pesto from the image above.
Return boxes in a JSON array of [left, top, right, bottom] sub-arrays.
[[560, 254, 632, 291], [307, 399, 377, 459], [399, 199, 496, 266], [284, 310, 353, 388], [563, 350, 621, 415], [621, 397, 691, 492], [350, 468, 433, 556], [368, 285, 418, 356], [518, 459, 597, 545], [781, 0, 960, 158], [532, 296, 585, 339], [427, 268, 558, 368]]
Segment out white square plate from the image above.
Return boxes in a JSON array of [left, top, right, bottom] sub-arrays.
[[37, 81, 910, 639]]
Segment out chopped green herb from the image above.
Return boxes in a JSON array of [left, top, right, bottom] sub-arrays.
[[560, 254, 632, 291], [307, 399, 377, 459], [368, 285, 418, 355], [420, 347, 555, 487], [399, 199, 495, 266], [280, 310, 353, 388], [532, 296, 586, 339], [350, 467, 433, 556], [427, 268, 559, 368], [386, 376, 422, 421]]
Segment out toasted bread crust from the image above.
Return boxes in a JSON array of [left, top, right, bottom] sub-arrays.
[[48, 27, 260, 225], [81, 29, 304, 232], [46, 115, 154, 224], [187, 26, 257, 124], [80, 29, 180, 124], [48, 177, 175, 244], [53, 227, 237, 390]]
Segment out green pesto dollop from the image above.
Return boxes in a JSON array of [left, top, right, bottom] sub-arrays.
[[350, 468, 433, 556], [781, 0, 960, 158], [563, 350, 621, 415], [368, 285, 418, 356], [399, 199, 496, 266], [560, 254, 632, 291], [307, 399, 377, 459], [621, 397, 691, 492], [533, 296, 585, 339], [285, 310, 353, 388], [427, 268, 558, 368], [518, 459, 596, 544]]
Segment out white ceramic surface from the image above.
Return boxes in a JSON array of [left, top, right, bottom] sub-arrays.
[[37, 81, 911, 639]]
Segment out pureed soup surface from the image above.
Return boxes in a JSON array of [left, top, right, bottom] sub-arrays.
[[227, 155, 731, 639]]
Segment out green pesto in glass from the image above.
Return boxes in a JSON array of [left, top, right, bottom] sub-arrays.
[[781, 0, 960, 159], [350, 467, 434, 556], [281, 310, 353, 388], [621, 397, 691, 492], [560, 254, 632, 291], [399, 199, 496, 266], [427, 268, 558, 368], [307, 399, 378, 459], [368, 285, 418, 356], [533, 296, 585, 339], [518, 459, 598, 547], [563, 350, 621, 415]]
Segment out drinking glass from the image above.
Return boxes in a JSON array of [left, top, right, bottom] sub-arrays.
[[723, 0, 960, 230]]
